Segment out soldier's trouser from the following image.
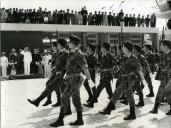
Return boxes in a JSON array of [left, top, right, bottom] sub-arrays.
[[96, 77, 113, 98], [145, 73, 153, 90], [38, 76, 65, 103], [60, 76, 83, 114], [155, 77, 168, 104], [133, 79, 143, 100], [111, 80, 135, 107], [164, 80, 171, 104], [84, 74, 95, 99]]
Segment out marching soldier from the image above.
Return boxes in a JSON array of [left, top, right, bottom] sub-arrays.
[[49, 34, 95, 127], [96, 42, 117, 101], [144, 44, 155, 74], [99, 41, 147, 120], [150, 40, 171, 115], [83, 43, 98, 108], [27, 39, 71, 111], [133, 44, 153, 107]]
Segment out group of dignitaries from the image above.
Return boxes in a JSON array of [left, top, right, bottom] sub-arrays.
[[27, 34, 171, 127]]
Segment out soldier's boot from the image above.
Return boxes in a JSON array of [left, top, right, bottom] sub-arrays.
[[135, 99, 144, 107], [124, 106, 136, 120], [83, 97, 94, 108], [42, 95, 52, 106], [49, 111, 64, 127], [27, 93, 46, 107], [149, 103, 160, 114], [166, 104, 171, 115], [65, 101, 72, 116], [69, 111, 84, 126], [92, 86, 98, 103], [120, 97, 128, 105], [52, 89, 61, 107], [146, 85, 154, 97], [83, 90, 95, 108], [119, 94, 125, 101], [99, 101, 116, 115]]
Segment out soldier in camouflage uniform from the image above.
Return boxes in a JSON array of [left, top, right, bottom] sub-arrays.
[[133, 44, 154, 107], [27, 39, 71, 114], [96, 42, 117, 101], [83, 43, 98, 108], [99, 41, 147, 120], [41, 41, 61, 107], [49, 34, 95, 127], [144, 44, 155, 74], [150, 40, 171, 115]]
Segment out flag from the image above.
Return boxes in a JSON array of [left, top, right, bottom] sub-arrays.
[[109, 5, 114, 9], [101, 6, 106, 9], [119, 1, 125, 7], [155, 0, 159, 8], [162, 26, 165, 40], [131, 8, 134, 11]]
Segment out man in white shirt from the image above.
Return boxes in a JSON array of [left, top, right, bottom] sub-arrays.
[[21, 47, 32, 75], [1, 52, 8, 78]]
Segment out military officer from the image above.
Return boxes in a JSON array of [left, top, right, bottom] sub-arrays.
[[49, 34, 95, 127], [150, 40, 171, 115], [96, 42, 117, 101], [83, 43, 98, 108], [99, 41, 147, 120], [27, 39, 71, 112]]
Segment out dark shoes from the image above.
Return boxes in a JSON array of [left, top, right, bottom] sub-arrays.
[[124, 107, 136, 120], [42, 100, 52, 106], [52, 102, 61, 107], [99, 102, 116, 115], [135, 100, 144, 107], [149, 103, 159, 114], [27, 99, 39, 107], [166, 109, 171, 115], [146, 92, 154, 97], [69, 120, 84, 126], [49, 119, 64, 127]]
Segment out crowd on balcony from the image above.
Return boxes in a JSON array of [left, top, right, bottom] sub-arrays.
[[0, 6, 156, 27]]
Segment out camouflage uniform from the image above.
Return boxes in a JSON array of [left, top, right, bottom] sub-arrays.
[[155, 51, 171, 104], [111, 54, 142, 107], [60, 48, 88, 114], [84, 53, 97, 100], [96, 52, 117, 99], [146, 52, 155, 74], [27, 50, 68, 106], [134, 53, 152, 98]]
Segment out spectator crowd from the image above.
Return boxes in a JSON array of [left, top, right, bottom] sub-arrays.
[[0, 6, 156, 27], [1, 47, 53, 78]]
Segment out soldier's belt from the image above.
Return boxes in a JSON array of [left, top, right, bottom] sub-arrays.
[[121, 72, 135, 77], [101, 68, 112, 72], [161, 69, 168, 72], [65, 73, 81, 79], [56, 71, 62, 75]]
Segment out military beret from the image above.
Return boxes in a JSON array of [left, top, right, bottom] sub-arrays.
[[102, 42, 110, 51], [88, 43, 95, 52], [11, 48, 16, 52], [134, 44, 142, 52], [162, 40, 171, 49], [57, 38, 67, 47], [69, 34, 81, 45], [52, 41, 57, 47], [144, 44, 152, 50], [123, 41, 133, 51]]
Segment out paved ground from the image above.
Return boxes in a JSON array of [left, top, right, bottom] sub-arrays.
[[1, 74, 171, 128]]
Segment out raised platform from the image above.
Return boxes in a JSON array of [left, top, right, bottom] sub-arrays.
[[1, 23, 159, 34]]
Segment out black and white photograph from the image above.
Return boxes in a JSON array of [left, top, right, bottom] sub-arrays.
[[1, 0, 171, 128]]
